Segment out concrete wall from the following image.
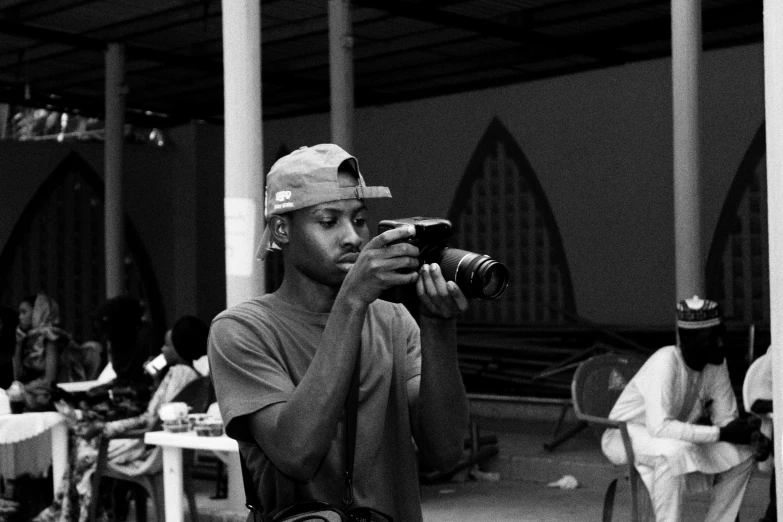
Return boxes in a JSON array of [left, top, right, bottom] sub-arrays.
[[0, 124, 225, 328], [264, 43, 765, 327], [0, 42, 765, 329]]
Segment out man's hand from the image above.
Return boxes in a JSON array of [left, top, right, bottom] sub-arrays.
[[341, 225, 421, 305], [417, 263, 469, 319], [75, 420, 105, 439], [718, 418, 756, 445]]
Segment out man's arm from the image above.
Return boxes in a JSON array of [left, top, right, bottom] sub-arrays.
[[705, 361, 740, 428], [643, 352, 720, 443], [409, 264, 470, 471]]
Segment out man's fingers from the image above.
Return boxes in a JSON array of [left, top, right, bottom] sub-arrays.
[[365, 224, 416, 250], [429, 264, 450, 296], [420, 265, 443, 297], [448, 282, 469, 312]]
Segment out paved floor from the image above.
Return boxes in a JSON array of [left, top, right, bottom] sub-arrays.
[[419, 473, 771, 522], [182, 413, 774, 522]]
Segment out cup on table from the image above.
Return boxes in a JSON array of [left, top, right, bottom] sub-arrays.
[[159, 401, 188, 422], [160, 401, 190, 432]]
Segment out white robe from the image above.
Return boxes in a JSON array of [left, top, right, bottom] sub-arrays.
[[600, 346, 753, 522]]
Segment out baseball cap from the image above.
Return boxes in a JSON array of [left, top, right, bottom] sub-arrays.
[[256, 144, 392, 259]]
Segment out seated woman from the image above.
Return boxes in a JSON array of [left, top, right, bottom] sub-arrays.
[[34, 314, 209, 522], [12, 293, 70, 411], [105, 315, 209, 475], [11, 293, 107, 411]]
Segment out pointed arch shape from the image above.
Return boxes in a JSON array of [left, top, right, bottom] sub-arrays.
[[447, 117, 576, 324], [706, 122, 768, 325], [0, 150, 165, 342]]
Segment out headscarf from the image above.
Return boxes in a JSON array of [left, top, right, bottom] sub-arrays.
[[30, 293, 61, 331], [94, 296, 149, 382], [171, 315, 209, 363], [19, 293, 69, 372]]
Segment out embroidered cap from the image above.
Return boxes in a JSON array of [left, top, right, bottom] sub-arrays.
[[256, 144, 392, 259], [676, 296, 723, 329]]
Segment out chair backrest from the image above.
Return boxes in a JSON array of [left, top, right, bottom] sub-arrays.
[[174, 376, 214, 414], [743, 352, 771, 413], [571, 353, 645, 438]]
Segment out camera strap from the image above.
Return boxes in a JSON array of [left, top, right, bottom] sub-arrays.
[[343, 343, 361, 507]]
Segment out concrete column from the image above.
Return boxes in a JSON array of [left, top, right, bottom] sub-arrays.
[[763, 0, 783, 514], [105, 42, 125, 299], [671, 0, 704, 302], [329, 0, 354, 152], [222, 0, 264, 307]]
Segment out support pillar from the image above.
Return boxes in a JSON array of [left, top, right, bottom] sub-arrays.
[[105, 42, 125, 299], [763, 0, 783, 515], [222, 0, 264, 307], [671, 0, 704, 302], [329, 0, 354, 152]]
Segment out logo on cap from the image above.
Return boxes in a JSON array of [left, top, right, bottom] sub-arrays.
[[275, 191, 292, 202]]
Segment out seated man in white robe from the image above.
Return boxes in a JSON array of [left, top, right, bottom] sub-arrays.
[[601, 296, 756, 522]]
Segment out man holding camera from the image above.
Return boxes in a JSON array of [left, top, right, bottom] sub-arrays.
[[601, 296, 756, 522], [208, 144, 470, 521]]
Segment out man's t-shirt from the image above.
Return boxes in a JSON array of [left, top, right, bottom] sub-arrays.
[[208, 294, 423, 521]]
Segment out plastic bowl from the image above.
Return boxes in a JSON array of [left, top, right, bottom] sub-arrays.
[[162, 420, 191, 433], [194, 421, 224, 437]]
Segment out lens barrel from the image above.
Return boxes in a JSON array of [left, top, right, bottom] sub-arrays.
[[425, 246, 509, 300]]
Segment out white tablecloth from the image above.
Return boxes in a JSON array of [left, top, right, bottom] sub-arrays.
[[0, 412, 68, 495], [0, 412, 65, 444]]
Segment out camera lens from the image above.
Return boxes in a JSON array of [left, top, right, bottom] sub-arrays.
[[425, 246, 509, 300]]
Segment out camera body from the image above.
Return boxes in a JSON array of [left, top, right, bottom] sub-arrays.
[[378, 216, 453, 250], [378, 217, 508, 302]]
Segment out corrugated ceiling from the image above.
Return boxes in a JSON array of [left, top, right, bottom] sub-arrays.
[[0, 0, 763, 126]]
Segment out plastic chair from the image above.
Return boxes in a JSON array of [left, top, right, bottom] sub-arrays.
[[89, 375, 215, 522], [743, 352, 773, 472], [571, 353, 647, 522], [743, 352, 772, 415]]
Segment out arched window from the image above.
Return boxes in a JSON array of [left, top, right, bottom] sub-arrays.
[[0, 151, 165, 343], [706, 123, 768, 326], [449, 118, 575, 325]]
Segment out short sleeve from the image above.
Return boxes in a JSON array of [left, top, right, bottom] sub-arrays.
[[208, 314, 294, 443], [397, 305, 421, 382]]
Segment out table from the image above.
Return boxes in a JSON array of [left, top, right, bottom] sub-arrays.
[[0, 412, 68, 496], [144, 430, 243, 522]]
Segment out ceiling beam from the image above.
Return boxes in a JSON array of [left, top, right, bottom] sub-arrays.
[[0, 18, 103, 50], [506, 0, 666, 30], [1, 0, 101, 22], [352, 0, 636, 66], [0, 18, 223, 72], [576, 0, 761, 51]]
